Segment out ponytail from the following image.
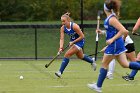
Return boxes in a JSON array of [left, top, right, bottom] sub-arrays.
[[61, 12, 71, 22], [104, 0, 121, 18]]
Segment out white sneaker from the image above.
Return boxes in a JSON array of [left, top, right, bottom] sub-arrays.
[[55, 71, 62, 78], [106, 72, 113, 79], [87, 83, 102, 93], [91, 57, 97, 71]]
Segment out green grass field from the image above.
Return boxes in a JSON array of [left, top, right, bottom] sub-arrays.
[[0, 59, 140, 93]]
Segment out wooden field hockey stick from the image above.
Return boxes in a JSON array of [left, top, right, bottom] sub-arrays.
[[45, 45, 69, 68], [94, 10, 103, 61]]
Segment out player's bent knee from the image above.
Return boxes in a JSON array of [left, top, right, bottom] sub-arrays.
[[121, 64, 129, 68]]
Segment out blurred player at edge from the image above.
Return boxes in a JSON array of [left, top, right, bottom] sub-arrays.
[[55, 12, 96, 78], [122, 17, 140, 81]]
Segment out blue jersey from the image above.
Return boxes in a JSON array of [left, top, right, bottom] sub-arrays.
[[104, 14, 127, 55], [64, 22, 85, 48]]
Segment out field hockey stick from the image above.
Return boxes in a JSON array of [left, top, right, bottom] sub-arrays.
[[88, 51, 101, 56], [94, 10, 103, 61], [45, 44, 69, 68], [132, 32, 140, 36], [89, 45, 108, 57]]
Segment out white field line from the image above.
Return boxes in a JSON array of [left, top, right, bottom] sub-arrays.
[[47, 83, 140, 88]]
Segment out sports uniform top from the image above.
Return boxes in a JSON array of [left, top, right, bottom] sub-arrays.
[[125, 35, 135, 53], [124, 35, 133, 46], [64, 22, 85, 48], [104, 14, 127, 55]]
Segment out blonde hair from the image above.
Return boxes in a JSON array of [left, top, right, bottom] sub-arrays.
[[61, 12, 71, 22]]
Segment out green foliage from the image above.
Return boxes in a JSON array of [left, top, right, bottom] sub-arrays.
[[0, 0, 140, 21], [121, 0, 140, 19]]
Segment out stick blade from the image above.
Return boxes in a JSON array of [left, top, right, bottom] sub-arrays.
[[132, 32, 140, 36], [45, 64, 49, 68]]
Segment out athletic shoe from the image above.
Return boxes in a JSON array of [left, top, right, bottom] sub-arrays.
[[87, 83, 102, 93], [106, 72, 113, 79], [122, 75, 134, 81], [91, 57, 97, 71], [55, 71, 62, 78]]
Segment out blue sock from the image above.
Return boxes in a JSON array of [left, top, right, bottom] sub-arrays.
[[97, 68, 107, 88], [82, 55, 93, 63], [129, 70, 138, 78], [59, 58, 69, 74], [129, 62, 140, 70]]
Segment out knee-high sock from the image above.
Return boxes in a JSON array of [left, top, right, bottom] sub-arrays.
[[82, 55, 93, 63], [97, 68, 107, 88], [129, 70, 138, 78], [59, 57, 69, 74], [129, 61, 140, 70], [108, 59, 116, 74], [129, 61, 140, 78]]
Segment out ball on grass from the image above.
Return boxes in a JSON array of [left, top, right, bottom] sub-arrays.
[[20, 75, 24, 80]]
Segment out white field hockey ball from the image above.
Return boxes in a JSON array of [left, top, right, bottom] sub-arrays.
[[20, 76, 24, 80]]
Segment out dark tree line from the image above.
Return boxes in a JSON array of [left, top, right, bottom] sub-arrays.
[[0, 0, 140, 21]]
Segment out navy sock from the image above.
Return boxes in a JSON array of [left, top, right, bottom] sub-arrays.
[[129, 62, 140, 70], [129, 61, 140, 78], [59, 57, 69, 74], [129, 70, 138, 78], [82, 55, 93, 63], [97, 68, 107, 88]]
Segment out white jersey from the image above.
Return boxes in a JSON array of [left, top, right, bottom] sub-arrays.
[[124, 35, 133, 46]]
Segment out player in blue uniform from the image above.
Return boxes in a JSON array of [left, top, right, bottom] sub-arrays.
[[55, 12, 96, 78], [87, 0, 140, 92], [106, 35, 137, 79]]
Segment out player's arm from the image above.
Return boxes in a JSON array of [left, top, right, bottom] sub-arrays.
[[70, 23, 84, 45], [132, 17, 140, 35], [59, 26, 65, 52], [96, 29, 106, 35], [107, 17, 128, 45], [136, 52, 140, 61]]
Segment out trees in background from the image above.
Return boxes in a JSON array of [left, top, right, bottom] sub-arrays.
[[0, 0, 139, 21]]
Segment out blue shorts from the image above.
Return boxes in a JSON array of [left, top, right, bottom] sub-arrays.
[[105, 39, 127, 55], [75, 40, 84, 48], [71, 39, 84, 49]]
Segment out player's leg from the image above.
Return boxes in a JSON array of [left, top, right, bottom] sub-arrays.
[[55, 45, 79, 77], [136, 52, 140, 61], [116, 53, 140, 70], [122, 51, 137, 80], [127, 52, 140, 79], [76, 50, 94, 63], [122, 43, 137, 81], [106, 59, 116, 79], [76, 46, 96, 71], [88, 54, 114, 92]]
